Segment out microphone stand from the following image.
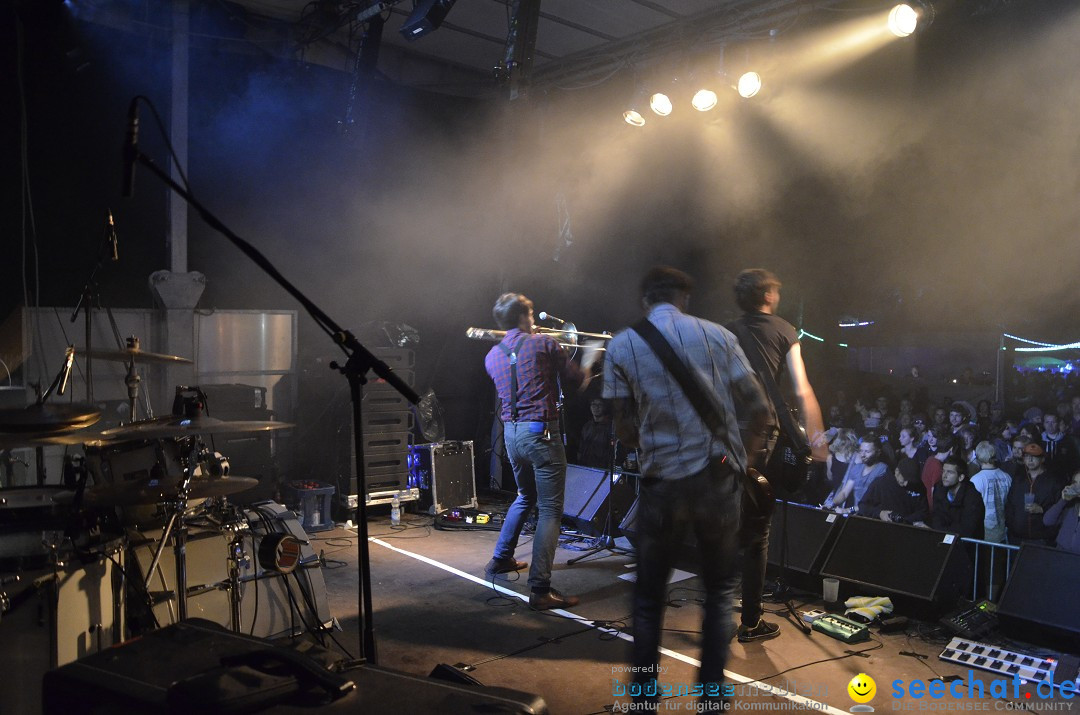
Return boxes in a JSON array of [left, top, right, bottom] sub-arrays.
[[129, 143, 418, 666], [70, 212, 119, 403]]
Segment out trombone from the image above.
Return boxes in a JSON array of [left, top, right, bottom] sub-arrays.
[[465, 325, 610, 351]]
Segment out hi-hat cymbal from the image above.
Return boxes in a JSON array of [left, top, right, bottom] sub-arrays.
[[84, 347, 193, 365], [98, 415, 292, 442], [54, 475, 260, 507], [0, 403, 102, 434]]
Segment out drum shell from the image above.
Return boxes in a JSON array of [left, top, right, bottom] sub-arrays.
[[0, 544, 125, 715], [129, 501, 331, 639]]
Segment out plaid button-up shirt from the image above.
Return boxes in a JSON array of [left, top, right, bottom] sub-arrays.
[[485, 329, 585, 423], [603, 303, 758, 479]]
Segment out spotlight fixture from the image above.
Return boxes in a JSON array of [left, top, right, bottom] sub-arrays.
[[623, 86, 647, 126], [400, 0, 457, 41], [649, 90, 673, 116], [888, 1, 933, 37], [736, 71, 762, 99], [691, 88, 718, 112]]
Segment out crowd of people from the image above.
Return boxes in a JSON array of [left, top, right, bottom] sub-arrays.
[[814, 393, 1080, 553]]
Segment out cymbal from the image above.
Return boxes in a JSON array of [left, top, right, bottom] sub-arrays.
[[98, 415, 292, 442], [0, 429, 107, 449], [0, 403, 102, 433], [84, 347, 193, 365], [54, 475, 260, 507]]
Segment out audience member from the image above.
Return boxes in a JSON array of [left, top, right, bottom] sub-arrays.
[[1043, 471, 1080, 554], [1005, 442, 1066, 545], [824, 436, 887, 511], [931, 456, 985, 539], [825, 429, 858, 503], [948, 403, 969, 436], [969, 441, 1012, 544], [958, 425, 979, 475], [1070, 396, 1080, 436], [992, 421, 1017, 464], [1002, 434, 1031, 481], [577, 397, 613, 469], [932, 406, 948, 432], [897, 426, 928, 469], [858, 458, 929, 526], [921, 430, 954, 510], [1041, 412, 1080, 475]]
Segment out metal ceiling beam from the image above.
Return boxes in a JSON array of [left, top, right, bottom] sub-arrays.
[[531, 0, 848, 90]]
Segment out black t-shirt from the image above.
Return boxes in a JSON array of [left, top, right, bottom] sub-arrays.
[[726, 311, 798, 387]]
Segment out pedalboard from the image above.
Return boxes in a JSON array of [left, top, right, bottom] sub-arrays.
[[811, 613, 871, 643]]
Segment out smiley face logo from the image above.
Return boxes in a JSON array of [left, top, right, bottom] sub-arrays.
[[847, 673, 876, 704]]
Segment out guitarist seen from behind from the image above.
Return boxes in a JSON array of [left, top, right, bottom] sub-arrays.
[[727, 268, 828, 643]]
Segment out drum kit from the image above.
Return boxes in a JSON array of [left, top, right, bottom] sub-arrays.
[[0, 341, 329, 713]]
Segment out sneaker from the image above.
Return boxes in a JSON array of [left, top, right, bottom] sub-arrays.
[[484, 557, 527, 576], [737, 619, 780, 643], [529, 588, 579, 610]]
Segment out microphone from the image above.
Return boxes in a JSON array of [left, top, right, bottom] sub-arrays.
[[122, 98, 139, 198], [538, 311, 567, 324], [106, 209, 118, 261], [58, 347, 75, 396]]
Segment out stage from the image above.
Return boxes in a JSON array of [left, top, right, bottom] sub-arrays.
[[313, 505, 1079, 714]]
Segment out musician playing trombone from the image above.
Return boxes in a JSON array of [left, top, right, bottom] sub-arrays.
[[481, 292, 603, 610]]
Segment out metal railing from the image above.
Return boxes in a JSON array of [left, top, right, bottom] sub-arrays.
[[959, 536, 1019, 601]]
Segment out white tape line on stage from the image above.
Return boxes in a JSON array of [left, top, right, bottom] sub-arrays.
[[369, 537, 846, 715]]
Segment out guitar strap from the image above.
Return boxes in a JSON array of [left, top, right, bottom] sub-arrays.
[[630, 317, 768, 507]]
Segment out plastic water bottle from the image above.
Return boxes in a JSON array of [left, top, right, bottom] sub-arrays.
[[390, 495, 401, 526]]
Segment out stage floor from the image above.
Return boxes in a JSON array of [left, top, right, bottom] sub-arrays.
[[312, 505, 1078, 715]]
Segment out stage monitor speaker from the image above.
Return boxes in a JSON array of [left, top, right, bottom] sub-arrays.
[[44, 619, 547, 714], [767, 503, 844, 574], [820, 516, 969, 602], [996, 544, 1080, 650], [564, 465, 635, 536]]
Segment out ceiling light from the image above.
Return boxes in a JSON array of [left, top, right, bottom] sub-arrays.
[[650, 91, 673, 116], [623, 86, 647, 126], [736, 71, 762, 99], [888, 1, 933, 37], [691, 88, 718, 112]]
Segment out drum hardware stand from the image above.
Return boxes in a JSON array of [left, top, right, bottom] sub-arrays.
[[224, 522, 249, 633], [125, 100, 418, 665], [142, 440, 199, 620]]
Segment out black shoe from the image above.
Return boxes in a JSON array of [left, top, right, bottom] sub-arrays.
[[529, 588, 579, 610], [485, 557, 527, 576], [737, 619, 780, 643]]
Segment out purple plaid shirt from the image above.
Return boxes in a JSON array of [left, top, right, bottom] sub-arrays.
[[485, 328, 585, 423]]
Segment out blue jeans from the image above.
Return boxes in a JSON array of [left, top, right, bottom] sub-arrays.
[[632, 460, 741, 691], [492, 420, 567, 591]]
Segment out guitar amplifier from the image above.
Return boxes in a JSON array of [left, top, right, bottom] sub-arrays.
[[409, 441, 477, 514]]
